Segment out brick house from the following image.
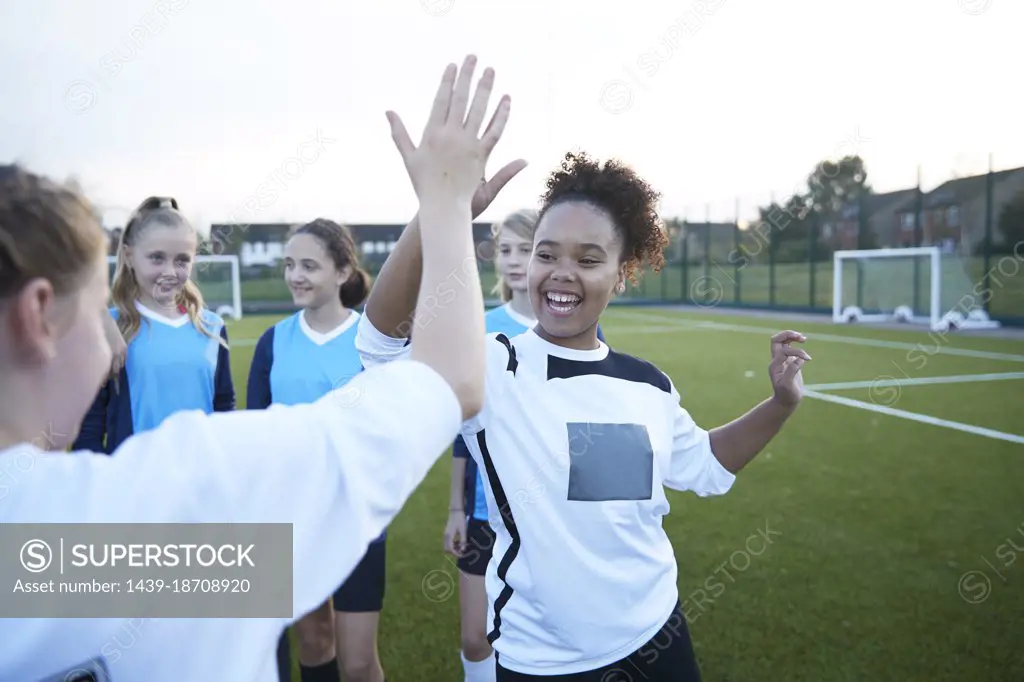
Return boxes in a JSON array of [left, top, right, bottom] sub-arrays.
[[894, 166, 1024, 250], [827, 189, 919, 250]]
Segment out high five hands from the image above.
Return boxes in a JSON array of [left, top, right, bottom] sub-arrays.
[[386, 55, 526, 219]]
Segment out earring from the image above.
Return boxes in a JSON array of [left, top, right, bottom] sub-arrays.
[[616, 282, 625, 294]]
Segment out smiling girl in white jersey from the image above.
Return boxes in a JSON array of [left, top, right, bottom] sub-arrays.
[[444, 208, 607, 682], [357, 149, 812, 681]]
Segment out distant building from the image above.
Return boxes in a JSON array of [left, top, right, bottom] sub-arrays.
[[829, 189, 918, 250], [829, 166, 1024, 251], [894, 166, 1024, 250], [208, 222, 495, 268]]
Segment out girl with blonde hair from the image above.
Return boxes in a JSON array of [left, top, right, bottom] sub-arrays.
[[72, 195, 235, 453]]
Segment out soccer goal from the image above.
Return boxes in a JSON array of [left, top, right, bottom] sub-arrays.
[[832, 247, 1000, 331], [106, 254, 243, 321]]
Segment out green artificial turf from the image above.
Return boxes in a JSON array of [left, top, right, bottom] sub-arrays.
[[226, 307, 1024, 682]]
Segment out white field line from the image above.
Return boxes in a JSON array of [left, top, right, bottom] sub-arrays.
[[609, 311, 1024, 363], [802, 389, 1024, 445], [804, 372, 1024, 391]]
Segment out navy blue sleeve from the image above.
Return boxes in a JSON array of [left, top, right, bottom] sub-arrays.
[[597, 323, 606, 343], [213, 324, 236, 412], [452, 434, 471, 459], [72, 378, 111, 453], [246, 327, 274, 410]]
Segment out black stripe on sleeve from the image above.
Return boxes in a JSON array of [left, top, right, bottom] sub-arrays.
[[494, 334, 518, 375], [476, 430, 520, 645]]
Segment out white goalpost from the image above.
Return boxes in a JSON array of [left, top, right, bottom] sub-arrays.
[[107, 254, 243, 321], [832, 246, 999, 332]]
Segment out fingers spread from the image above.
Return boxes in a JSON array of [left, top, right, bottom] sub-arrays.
[[486, 158, 528, 195], [465, 67, 495, 135], [427, 63, 458, 129], [386, 111, 416, 162], [481, 95, 511, 154], [447, 54, 478, 128]]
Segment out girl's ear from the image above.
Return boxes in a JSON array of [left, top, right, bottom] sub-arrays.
[[10, 278, 59, 363], [337, 264, 353, 287]]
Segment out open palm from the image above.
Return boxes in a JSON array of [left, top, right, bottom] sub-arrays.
[[386, 55, 527, 215]]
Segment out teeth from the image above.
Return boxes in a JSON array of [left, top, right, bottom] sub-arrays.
[[547, 293, 580, 304]]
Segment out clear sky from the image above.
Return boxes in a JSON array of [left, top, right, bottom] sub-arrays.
[[1, 0, 1020, 233]]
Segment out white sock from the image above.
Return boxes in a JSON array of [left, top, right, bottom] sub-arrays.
[[461, 650, 496, 682]]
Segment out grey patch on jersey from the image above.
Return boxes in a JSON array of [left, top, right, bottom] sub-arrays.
[[566, 422, 653, 501], [36, 657, 110, 682]]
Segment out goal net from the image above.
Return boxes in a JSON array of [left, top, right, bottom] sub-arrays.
[[832, 247, 999, 331], [106, 254, 243, 321]]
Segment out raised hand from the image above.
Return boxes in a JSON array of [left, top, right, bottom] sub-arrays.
[[768, 330, 811, 408], [387, 55, 515, 212]]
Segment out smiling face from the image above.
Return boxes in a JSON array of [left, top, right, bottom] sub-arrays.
[[528, 201, 625, 349], [124, 219, 197, 308], [284, 233, 350, 309], [495, 230, 532, 295]]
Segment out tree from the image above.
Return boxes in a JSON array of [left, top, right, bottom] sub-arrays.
[[746, 196, 812, 262], [751, 155, 874, 260], [997, 189, 1024, 252], [806, 155, 872, 217]]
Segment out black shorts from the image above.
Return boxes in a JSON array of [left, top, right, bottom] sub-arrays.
[[332, 538, 386, 612], [496, 601, 701, 681], [457, 517, 495, 577]]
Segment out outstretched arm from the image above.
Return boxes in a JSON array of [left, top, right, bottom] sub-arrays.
[[709, 330, 810, 473], [3, 359, 463, 678], [665, 330, 809, 494]]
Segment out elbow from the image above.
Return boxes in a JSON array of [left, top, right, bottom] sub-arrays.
[[454, 377, 485, 422], [437, 363, 483, 422], [412, 350, 485, 420]]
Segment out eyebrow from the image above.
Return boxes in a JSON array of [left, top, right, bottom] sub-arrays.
[[536, 239, 608, 254], [145, 249, 193, 258]]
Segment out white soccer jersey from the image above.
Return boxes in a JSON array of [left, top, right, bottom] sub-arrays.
[[0, 360, 461, 682], [356, 317, 737, 676]]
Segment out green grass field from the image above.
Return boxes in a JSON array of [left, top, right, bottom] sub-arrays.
[[226, 307, 1024, 682]]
